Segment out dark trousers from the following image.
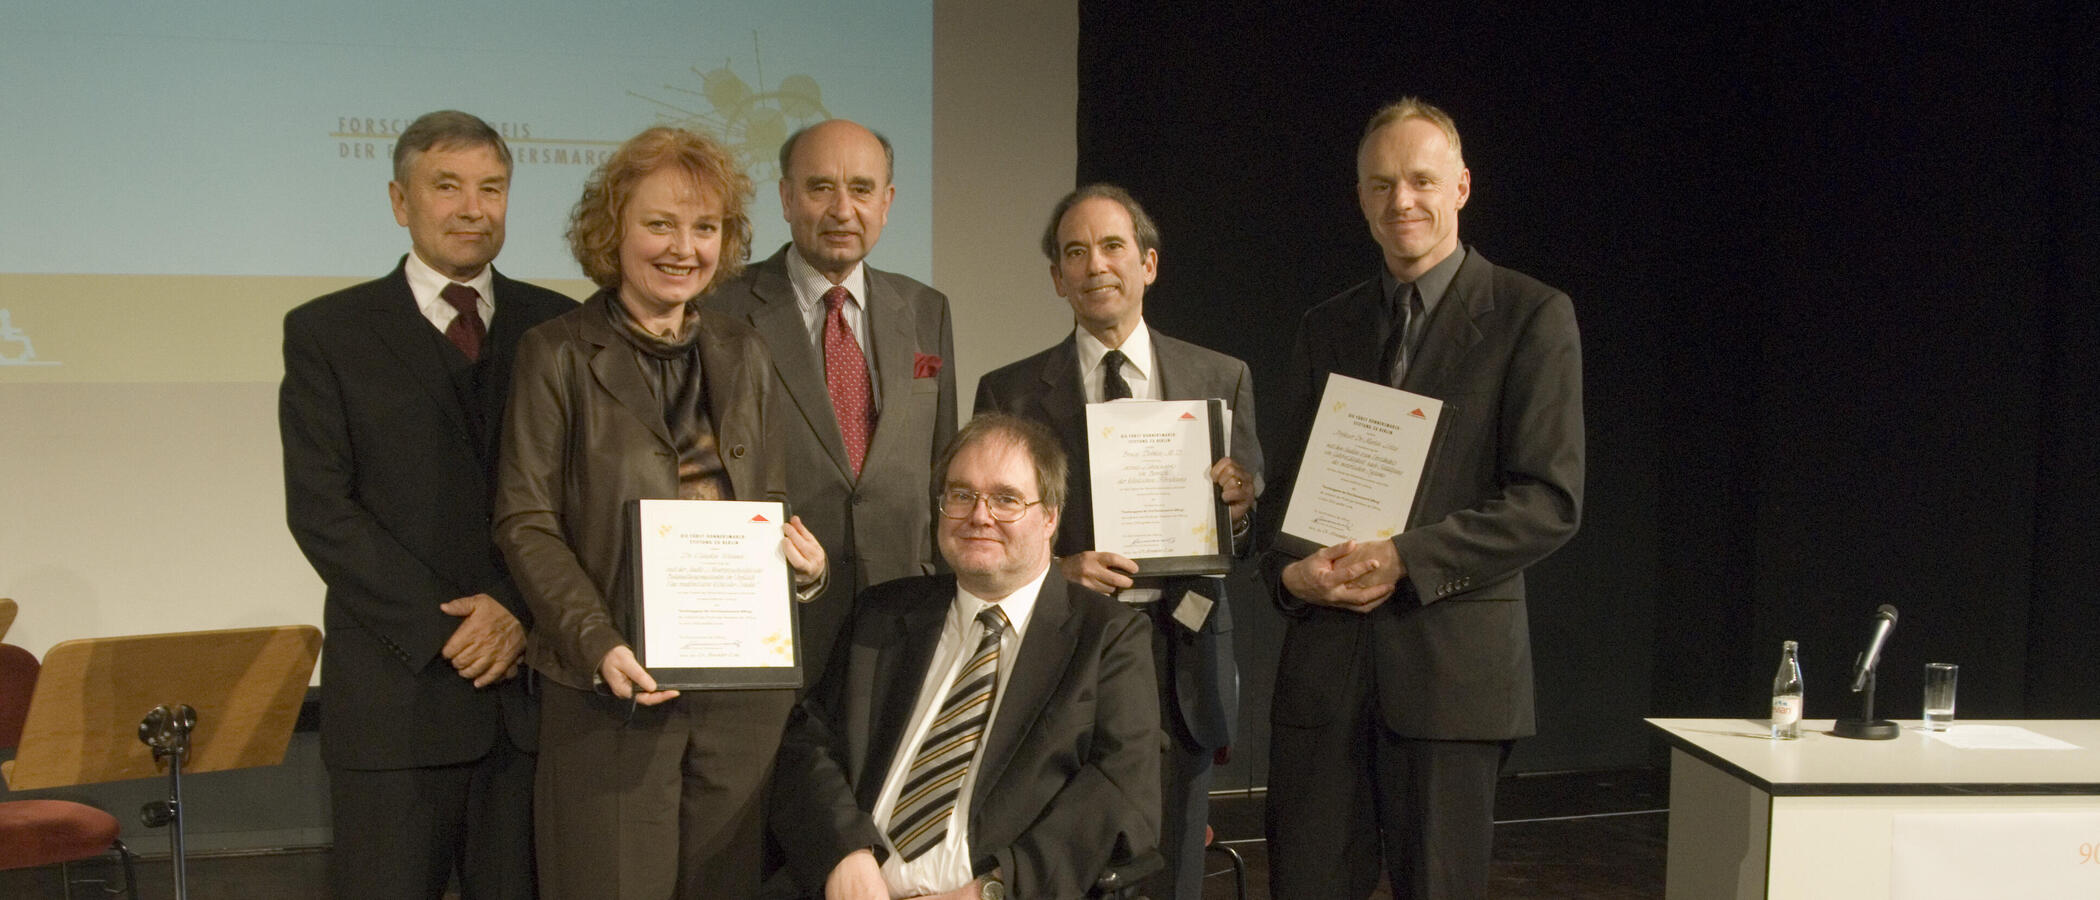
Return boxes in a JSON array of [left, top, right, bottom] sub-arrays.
[[327, 731, 536, 900], [1265, 651, 1506, 900], [1141, 597, 1224, 900], [535, 681, 795, 900], [1155, 730, 1216, 900]]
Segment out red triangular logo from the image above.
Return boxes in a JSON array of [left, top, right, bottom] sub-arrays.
[[1179, 411, 1198, 420], [1408, 408, 1426, 419], [750, 514, 771, 522]]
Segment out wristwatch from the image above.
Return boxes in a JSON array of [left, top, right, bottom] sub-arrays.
[[978, 874, 1007, 900]]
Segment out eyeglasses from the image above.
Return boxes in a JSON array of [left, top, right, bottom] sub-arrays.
[[937, 488, 1043, 523]]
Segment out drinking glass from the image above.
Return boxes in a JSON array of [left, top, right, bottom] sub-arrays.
[[1922, 663, 1958, 731]]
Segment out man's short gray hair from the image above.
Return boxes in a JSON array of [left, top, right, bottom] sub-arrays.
[[392, 110, 511, 184]]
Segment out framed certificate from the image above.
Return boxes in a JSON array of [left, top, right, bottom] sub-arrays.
[[624, 498, 802, 690], [1084, 398, 1234, 577], [1276, 373, 1445, 558]]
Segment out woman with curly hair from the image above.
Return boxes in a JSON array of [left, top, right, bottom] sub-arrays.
[[496, 126, 826, 899]]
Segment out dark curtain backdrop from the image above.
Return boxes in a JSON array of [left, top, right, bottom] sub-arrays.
[[1071, 3, 2096, 780]]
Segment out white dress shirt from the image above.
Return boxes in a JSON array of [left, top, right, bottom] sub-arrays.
[[870, 567, 1049, 896], [1074, 320, 1159, 402], [403, 251, 493, 335], [1075, 321, 1166, 602]]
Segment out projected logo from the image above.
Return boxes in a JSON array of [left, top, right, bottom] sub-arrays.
[[324, 43, 829, 182], [0, 309, 59, 367], [631, 43, 833, 181], [330, 116, 617, 169]]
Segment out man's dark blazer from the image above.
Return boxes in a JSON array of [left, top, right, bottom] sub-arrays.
[[770, 572, 1161, 899], [1264, 246, 1583, 741], [706, 246, 957, 689], [972, 329, 1260, 752], [280, 258, 574, 770]]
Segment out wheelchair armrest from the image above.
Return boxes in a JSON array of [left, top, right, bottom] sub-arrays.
[[1091, 848, 1165, 898]]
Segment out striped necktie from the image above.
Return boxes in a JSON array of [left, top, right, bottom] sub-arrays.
[[887, 605, 1010, 862]]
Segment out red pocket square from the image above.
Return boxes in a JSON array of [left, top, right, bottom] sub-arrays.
[[913, 352, 943, 378]]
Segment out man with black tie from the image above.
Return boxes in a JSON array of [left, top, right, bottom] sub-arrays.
[[280, 110, 574, 899], [707, 118, 957, 690], [974, 185, 1259, 900], [1262, 98, 1584, 899], [771, 413, 1160, 900]]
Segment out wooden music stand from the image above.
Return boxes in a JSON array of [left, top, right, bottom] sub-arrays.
[[1, 625, 320, 899]]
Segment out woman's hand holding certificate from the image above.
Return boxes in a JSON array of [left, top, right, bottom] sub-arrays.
[[624, 499, 811, 690]]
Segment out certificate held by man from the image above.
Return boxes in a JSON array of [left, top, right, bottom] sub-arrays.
[[1085, 398, 1234, 577], [626, 498, 801, 690], [1277, 373, 1444, 558]]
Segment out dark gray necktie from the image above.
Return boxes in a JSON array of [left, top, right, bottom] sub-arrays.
[[1386, 283, 1424, 387], [1101, 348, 1132, 401]]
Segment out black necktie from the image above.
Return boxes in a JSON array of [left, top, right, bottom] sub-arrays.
[[1386, 283, 1424, 387], [1101, 348, 1132, 401]]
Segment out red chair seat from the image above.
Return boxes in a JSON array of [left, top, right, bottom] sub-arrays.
[[0, 799, 122, 871]]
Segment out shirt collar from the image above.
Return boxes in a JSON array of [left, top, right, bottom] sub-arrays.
[[1380, 244, 1466, 317], [955, 563, 1049, 641], [786, 246, 869, 314], [403, 251, 495, 317], [1074, 318, 1155, 385]]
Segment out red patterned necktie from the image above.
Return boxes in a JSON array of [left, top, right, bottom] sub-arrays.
[[822, 285, 875, 474], [441, 282, 484, 362]]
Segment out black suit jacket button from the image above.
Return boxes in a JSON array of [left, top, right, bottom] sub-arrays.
[[849, 492, 864, 506], [729, 444, 746, 459]]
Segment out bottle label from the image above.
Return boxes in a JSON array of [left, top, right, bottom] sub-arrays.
[[1771, 695, 1802, 725]]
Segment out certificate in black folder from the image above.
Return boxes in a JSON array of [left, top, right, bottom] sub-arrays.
[[625, 498, 802, 690], [1084, 398, 1234, 577]]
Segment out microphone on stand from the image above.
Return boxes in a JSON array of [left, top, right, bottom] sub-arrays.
[[1848, 605, 1899, 692], [1834, 604, 1901, 740]]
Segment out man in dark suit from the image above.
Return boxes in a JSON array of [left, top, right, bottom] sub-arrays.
[[974, 184, 1260, 900], [1261, 98, 1584, 900], [771, 413, 1160, 900], [706, 118, 957, 691], [280, 110, 575, 899]]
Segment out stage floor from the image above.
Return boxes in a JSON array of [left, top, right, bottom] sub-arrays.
[[2, 766, 1670, 899]]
